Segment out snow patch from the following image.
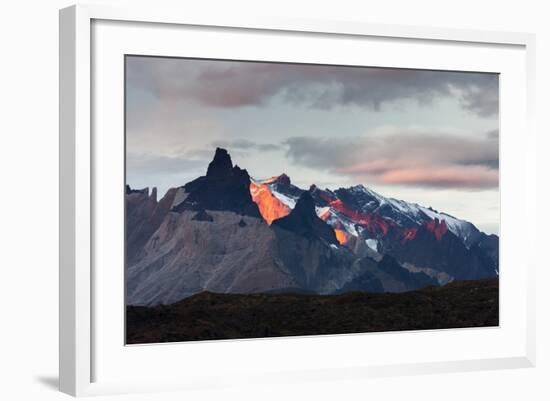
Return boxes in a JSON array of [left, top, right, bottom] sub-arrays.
[[269, 189, 297, 208], [365, 239, 378, 252], [402, 262, 454, 286], [315, 206, 330, 217], [418, 205, 475, 244], [339, 217, 359, 237]]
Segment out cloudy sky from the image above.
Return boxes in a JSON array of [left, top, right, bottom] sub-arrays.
[[126, 56, 499, 234]]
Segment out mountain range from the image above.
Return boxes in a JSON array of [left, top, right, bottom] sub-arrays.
[[126, 148, 499, 306]]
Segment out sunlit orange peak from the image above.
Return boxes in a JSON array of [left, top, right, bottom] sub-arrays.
[[334, 228, 348, 245], [249, 181, 291, 225]]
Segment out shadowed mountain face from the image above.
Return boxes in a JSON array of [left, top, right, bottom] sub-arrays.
[[384, 219, 496, 280], [126, 148, 498, 307], [338, 255, 437, 293], [272, 192, 338, 245]]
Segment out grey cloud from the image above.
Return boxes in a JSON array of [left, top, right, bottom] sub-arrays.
[[460, 85, 499, 117], [283, 129, 499, 189], [179, 148, 215, 160], [210, 139, 281, 152], [486, 129, 499, 139], [127, 56, 499, 117], [257, 143, 281, 151], [180, 140, 280, 165], [126, 153, 210, 196], [126, 153, 206, 175], [456, 158, 499, 169]]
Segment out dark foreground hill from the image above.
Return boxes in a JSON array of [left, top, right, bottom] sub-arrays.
[[126, 278, 498, 344]]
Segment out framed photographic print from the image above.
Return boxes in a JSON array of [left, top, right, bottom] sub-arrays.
[[59, 4, 536, 397], [124, 55, 501, 343]]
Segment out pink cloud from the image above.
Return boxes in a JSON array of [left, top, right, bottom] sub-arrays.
[[375, 166, 498, 188], [285, 130, 499, 189]]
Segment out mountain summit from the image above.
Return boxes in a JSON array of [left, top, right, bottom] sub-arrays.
[[172, 148, 261, 218], [206, 147, 234, 178]]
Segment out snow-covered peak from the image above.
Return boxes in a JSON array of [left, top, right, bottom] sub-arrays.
[[330, 184, 482, 246], [416, 205, 480, 246], [348, 184, 383, 198], [271, 190, 297, 209], [256, 173, 291, 186], [250, 175, 300, 210]]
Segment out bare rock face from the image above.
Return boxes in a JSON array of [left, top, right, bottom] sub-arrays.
[[126, 211, 296, 306], [126, 185, 178, 264], [126, 210, 365, 305]]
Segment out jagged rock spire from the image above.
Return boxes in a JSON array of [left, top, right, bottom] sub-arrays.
[[173, 148, 262, 218], [275, 173, 291, 186], [206, 147, 233, 178]]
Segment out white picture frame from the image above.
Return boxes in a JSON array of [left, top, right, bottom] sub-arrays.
[[59, 4, 536, 397]]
